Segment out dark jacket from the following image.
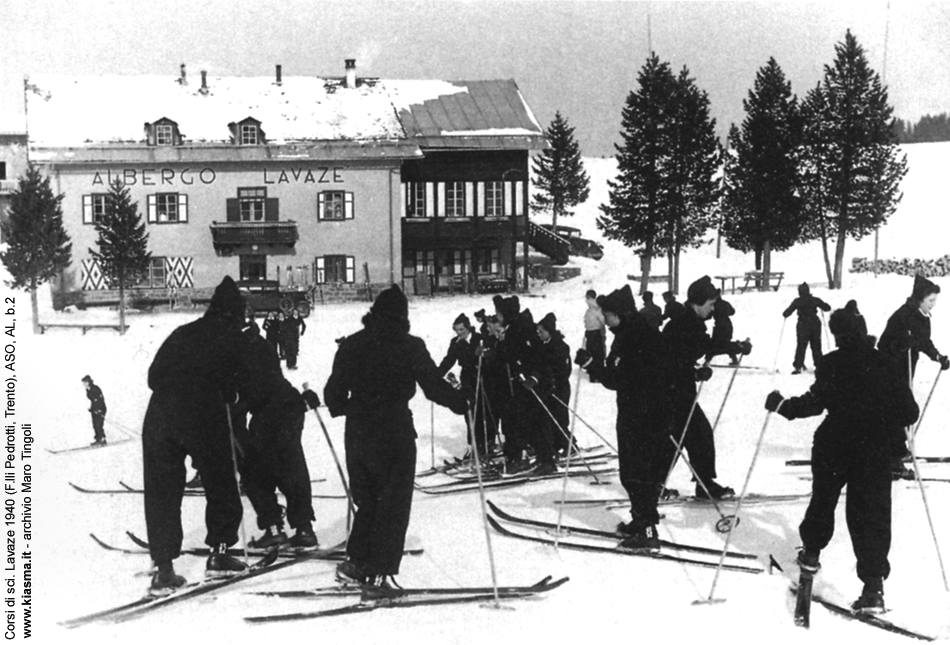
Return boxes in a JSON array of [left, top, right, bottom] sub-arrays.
[[538, 330, 571, 399], [878, 299, 940, 380], [263, 317, 280, 343], [707, 299, 736, 361], [783, 294, 831, 329], [242, 334, 301, 418], [640, 302, 663, 330], [86, 384, 107, 414], [437, 331, 483, 391], [663, 300, 686, 322], [490, 309, 552, 395], [324, 317, 467, 430], [280, 315, 306, 344], [778, 342, 919, 450], [662, 307, 714, 395]]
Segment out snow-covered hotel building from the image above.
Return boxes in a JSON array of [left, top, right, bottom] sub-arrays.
[[25, 61, 548, 304]]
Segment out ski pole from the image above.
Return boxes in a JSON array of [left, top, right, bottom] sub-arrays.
[[913, 365, 941, 438], [819, 310, 831, 354], [302, 386, 355, 533], [907, 433, 949, 592], [224, 401, 249, 565], [771, 318, 787, 375], [528, 388, 608, 485], [554, 358, 587, 543], [698, 401, 782, 605], [711, 349, 745, 433], [552, 394, 618, 453], [667, 435, 736, 534], [430, 400, 435, 470], [661, 379, 706, 493], [464, 410, 508, 610]]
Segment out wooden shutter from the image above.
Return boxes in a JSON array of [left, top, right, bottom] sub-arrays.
[[465, 182, 474, 217], [475, 182, 483, 217], [435, 183, 445, 217], [425, 182, 435, 218], [83, 195, 93, 224], [316, 257, 325, 283], [265, 198, 279, 222], [344, 192, 354, 220], [147, 195, 157, 223], [514, 181, 524, 216], [317, 193, 326, 221], [504, 182, 513, 216], [226, 198, 239, 222], [400, 183, 406, 218], [345, 256, 355, 283], [178, 194, 188, 222]]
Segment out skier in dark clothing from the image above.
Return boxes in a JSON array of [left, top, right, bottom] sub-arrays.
[[489, 295, 556, 475], [280, 308, 307, 370], [783, 283, 831, 374], [81, 375, 107, 446], [437, 313, 491, 456], [876, 274, 947, 473], [325, 285, 468, 589], [476, 314, 508, 458], [583, 290, 606, 382], [240, 333, 321, 551], [663, 276, 751, 500], [661, 291, 686, 324], [536, 313, 573, 457], [575, 284, 674, 551], [706, 298, 739, 365], [639, 291, 663, 331], [142, 276, 252, 596], [765, 305, 919, 614], [263, 311, 281, 357]]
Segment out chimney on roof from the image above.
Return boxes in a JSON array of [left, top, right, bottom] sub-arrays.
[[178, 63, 187, 85], [345, 59, 356, 88], [275, 64, 282, 85], [200, 70, 208, 94]]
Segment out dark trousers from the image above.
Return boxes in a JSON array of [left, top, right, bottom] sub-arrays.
[[91, 412, 106, 442], [502, 390, 555, 465], [617, 408, 674, 527], [284, 341, 299, 369], [143, 392, 243, 563], [671, 390, 718, 485], [243, 405, 314, 531], [794, 323, 823, 370], [344, 424, 416, 576], [800, 442, 891, 583], [547, 386, 572, 454], [585, 331, 606, 379]]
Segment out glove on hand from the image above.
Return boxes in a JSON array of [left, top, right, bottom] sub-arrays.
[[938, 354, 950, 371], [735, 339, 752, 356], [694, 366, 713, 382], [301, 390, 321, 410], [765, 390, 784, 412], [574, 348, 593, 368], [520, 374, 538, 390]]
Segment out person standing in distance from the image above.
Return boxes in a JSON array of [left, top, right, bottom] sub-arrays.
[[782, 283, 831, 374], [82, 375, 107, 446], [583, 290, 606, 383]]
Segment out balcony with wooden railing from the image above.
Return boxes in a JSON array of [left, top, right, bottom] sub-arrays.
[[209, 221, 299, 248]]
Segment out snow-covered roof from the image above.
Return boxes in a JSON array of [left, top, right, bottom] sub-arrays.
[[25, 73, 547, 152]]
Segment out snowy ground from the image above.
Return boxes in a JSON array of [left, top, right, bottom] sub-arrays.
[[10, 142, 950, 644]]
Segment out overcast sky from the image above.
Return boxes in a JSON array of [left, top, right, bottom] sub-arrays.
[[3, 0, 949, 156]]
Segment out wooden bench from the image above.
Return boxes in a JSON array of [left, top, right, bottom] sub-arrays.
[[626, 274, 670, 283], [714, 274, 746, 294], [740, 270, 785, 292], [38, 322, 127, 335]]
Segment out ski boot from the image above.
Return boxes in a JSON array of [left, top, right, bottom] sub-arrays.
[[289, 525, 319, 550], [149, 562, 187, 597], [248, 525, 288, 550], [361, 575, 402, 604], [618, 525, 661, 553], [851, 579, 885, 614], [206, 543, 248, 578], [335, 559, 366, 585]]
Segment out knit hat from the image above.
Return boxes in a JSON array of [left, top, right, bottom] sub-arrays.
[[81, 375, 93, 384], [798, 282, 810, 297], [829, 307, 863, 345], [911, 274, 940, 302], [642, 291, 654, 303], [494, 295, 521, 323], [597, 284, 637, 317], [538, 312, 558, 334], [371, 284, 409, 320], [686, 276, 720, 306], [453, 313, 473, 331], [208, 276, 246, 321]]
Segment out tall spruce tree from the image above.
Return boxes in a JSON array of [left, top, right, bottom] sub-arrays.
[[531, 111, 590, 229], [801, 30, 908, 289], [598, 54, 678, 294], [90, 178, 151, 333], [721, 58, 804, 289], [0, 165, 72, 334], [659, 67, 721, 293]]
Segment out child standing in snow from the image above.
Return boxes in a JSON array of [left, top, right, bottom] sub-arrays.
[[82, 375, 107, 446]]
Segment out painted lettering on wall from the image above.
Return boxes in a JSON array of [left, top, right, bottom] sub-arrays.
[[91, 168, 217, 186], [263, 168, 344, 184]]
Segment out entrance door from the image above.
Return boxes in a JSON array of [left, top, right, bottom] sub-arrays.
[[239, 255, 267, 282]]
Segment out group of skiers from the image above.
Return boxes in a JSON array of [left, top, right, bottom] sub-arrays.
[[260, 308, 307, 370], [135, 269, 945, 615]]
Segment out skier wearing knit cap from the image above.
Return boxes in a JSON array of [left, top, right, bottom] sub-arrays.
[[536, 313, 574, 457], [325, 285, 468, 589], [662, 276, 751, 500], [783, 283, 831, 374], [142, 276, 254, 596]]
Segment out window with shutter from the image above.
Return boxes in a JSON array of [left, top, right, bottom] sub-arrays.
[[319, 191, 351, 221], [83, 194, 108, 225]]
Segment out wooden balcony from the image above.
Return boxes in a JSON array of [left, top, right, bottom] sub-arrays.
[[209, 221, 298, 248], [402, 216, 526, 248]]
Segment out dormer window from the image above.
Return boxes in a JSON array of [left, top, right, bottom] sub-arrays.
[[146, 117, 181, 146], [229, 117, 265, 146], [240, 124, 259, 145]]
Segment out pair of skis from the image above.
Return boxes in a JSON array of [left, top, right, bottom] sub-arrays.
[[556, 492, 814, 508], [46, 437, 135, 455], [415, 465, 617, 496], [69, 480, 343, 498], [243, 575, 570, 622], [485, 501, 764, 574]]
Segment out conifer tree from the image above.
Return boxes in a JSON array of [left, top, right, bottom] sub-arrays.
[[721, 58, 804, 289], [598, 54, 678, 294], [531, 111, 590, 229], [801, 30, 907, 289], [90, 178, 151, 333], [0, 165, 72, 333]]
